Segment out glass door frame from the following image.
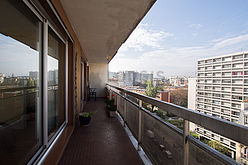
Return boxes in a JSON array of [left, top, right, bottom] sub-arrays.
[[21, 0, 69, 164], [46, 21, 68, 145]]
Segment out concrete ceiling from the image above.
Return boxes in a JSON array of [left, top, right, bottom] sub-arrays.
[[60, 0, 156, 63]]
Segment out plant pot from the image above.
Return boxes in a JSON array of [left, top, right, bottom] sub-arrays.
[[109, 110, 116, 117], [79, 115, 91, 125]]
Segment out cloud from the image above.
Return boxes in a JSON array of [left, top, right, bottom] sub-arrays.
[[189, 24, 203, 28], [119, 24, 173, 52], [192, 33, 198, 37], [214, 34, 248, 48], [110, 33, 248, 77]]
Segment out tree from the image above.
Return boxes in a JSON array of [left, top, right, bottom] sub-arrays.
[[170, 88, 188, 108], [208, 141, 231, 156], [144, 80, 160, 111], [201, 138, 232, 157], [27, 78, 34, 87], [145, 80, 159, 98]]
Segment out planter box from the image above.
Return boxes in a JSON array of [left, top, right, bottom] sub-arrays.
[[79, 114, 91, 125], [109, 111, 116, 117]]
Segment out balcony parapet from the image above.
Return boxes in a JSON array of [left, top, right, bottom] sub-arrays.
[[106, 83, 246, 165]]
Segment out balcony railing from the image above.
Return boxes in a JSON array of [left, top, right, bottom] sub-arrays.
[[106, 83, 248, 165]]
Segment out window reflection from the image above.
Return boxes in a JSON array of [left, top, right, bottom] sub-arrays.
[[0, 0, 42, 164], [47, 27, 65, 138]]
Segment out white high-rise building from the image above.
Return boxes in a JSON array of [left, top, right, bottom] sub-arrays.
[[188, 78, 197, 132], [193, 51, 248, 164]]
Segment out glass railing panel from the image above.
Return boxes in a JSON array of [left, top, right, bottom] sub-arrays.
[[117, 94, 124, 117], [141, 110, 183, 165], [106, 84, 248, 165], [189, 139, 231, 165], [126, 100, 139, 139]]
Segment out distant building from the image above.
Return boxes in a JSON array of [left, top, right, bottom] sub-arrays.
[[48, 70, 58, 86], [153, 78, 169, 86], [114, 71, 153, 87], [117, 71, 124, 86], [29, 71, 39, 80], [157, 91, 171, 102], [133, 72, 141, 85], [123, 71, 134, 86], [0, 73, 4, 83], [169, 76, 188, 87], [108, 72, 117, 79], [140, 72, 153, 83]]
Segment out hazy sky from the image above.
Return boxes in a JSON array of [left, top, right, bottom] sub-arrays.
[[0, 33, 59, 77], [109, 0, 248, 77], [0, 34, 39, 76]]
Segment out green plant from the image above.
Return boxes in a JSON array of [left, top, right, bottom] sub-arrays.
[[156, 109, 166, 119], [108, 104, 117, 111], [106, 98, 117, 111], [190, 132, 199, 139], [144, 80, 162, 111], [166, 119, 184, 130], [145, 80, 160, 98], [81, 112, 95, 118], [207, 140, 231, 156], [106, 98, 115, 105]]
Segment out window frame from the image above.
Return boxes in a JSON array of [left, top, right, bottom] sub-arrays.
[[46, 22, 68, 144], [18, 0, 69, 164]]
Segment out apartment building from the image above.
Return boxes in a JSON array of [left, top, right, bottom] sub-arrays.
[[188, 78, 197, 132], [116, 71, 153, 87], [169, 76, 188, 87], [195, 51, 248, 164]]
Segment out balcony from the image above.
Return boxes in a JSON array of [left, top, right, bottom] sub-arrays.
[[58, 99, 144, 165], [2, 0, 248, 165], [54, 84, 248, 165]]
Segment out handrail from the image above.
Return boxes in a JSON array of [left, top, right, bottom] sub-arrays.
[[0, 86, 37, 92], [107, 83, 239, 165], [106, 83, 248, 147]]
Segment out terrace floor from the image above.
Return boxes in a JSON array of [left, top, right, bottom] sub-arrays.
[[58, 98, 144, 165]]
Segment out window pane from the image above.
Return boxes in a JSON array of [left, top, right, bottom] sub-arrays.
[[0, 0, 42, 164], [81, 62, 84, 101], [47, 27, 65, 138]]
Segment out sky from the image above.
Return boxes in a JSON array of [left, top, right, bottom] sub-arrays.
[[109, 0, 248, 77], [0, 33, 58, 77], [0, 34, 39, 77]]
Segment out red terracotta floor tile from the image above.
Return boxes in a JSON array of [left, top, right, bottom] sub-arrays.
[[58, 99, 144, 165]]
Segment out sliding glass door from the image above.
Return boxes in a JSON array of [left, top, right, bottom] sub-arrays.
[[0, 0, 68, 164], [0, 0, 42, 164], [47, 27, 66, 138]]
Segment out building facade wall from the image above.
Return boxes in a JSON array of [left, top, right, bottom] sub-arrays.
[[188, 78, 197, 132], [195, 52, 248, 163], [188, 78, 197, 111]]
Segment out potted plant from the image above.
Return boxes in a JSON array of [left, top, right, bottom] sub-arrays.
[[79, 112, 95, 125], [107, 104, 117, 117]]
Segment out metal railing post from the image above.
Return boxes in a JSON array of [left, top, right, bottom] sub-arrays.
[[123, 93, 127, 127], [183, 119, 189, 165], [115, 93, 117, 105], [109, 89, 112, 100], [138, 99, 142, 151]]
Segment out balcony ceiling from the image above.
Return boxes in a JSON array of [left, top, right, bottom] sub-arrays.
[[60, 0, 156, 63]]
